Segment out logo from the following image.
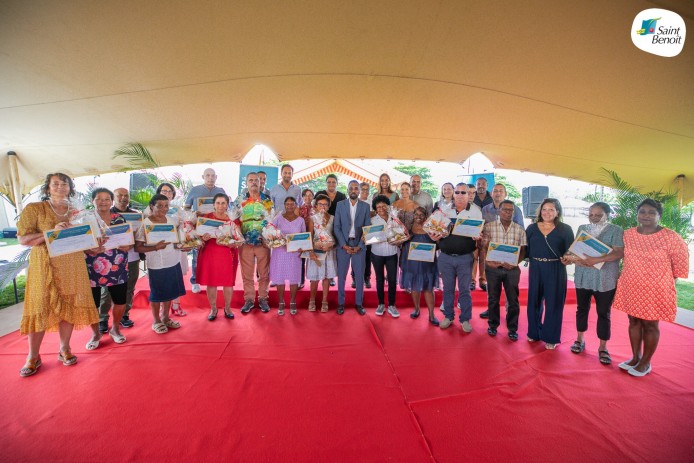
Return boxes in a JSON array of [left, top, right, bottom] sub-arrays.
[[631, 8, 686, 57], [636, 18, 659, 35]]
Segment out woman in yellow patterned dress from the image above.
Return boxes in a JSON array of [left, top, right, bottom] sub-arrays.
[[17, 173, 99, 377]]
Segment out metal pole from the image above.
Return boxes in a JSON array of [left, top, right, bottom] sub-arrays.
[[676, 174, 684, 208], [7, 151, 23, 214]]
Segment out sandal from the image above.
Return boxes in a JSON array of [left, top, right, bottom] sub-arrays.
[[109, 330, 126, 344], [58, 350, 78, 366], [290, 303, 297, 315], [308, 300, 317, 312], [321, 301, 329, 313], [570, 340, 585, 354], [599, 350, 612, 365], [85, 335, 101, 351], [278, 302, 285, 316], [163, 319, 181, 329], [171, 302, 187, 317], [152, 322, 168, 334], [20, 356, 42, 377]]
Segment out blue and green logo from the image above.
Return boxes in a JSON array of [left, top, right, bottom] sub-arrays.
[[636, 18, 660, 35]]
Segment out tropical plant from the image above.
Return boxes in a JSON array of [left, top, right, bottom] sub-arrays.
[[583, 168, 691, 241]]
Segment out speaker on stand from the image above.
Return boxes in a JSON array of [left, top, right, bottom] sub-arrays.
[[522, 186, 549, 218]]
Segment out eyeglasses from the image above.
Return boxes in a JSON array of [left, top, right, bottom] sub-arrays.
[[454, 191, 467, 195]]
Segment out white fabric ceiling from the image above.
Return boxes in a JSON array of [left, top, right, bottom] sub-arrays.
[[1, 1, 692, 199]]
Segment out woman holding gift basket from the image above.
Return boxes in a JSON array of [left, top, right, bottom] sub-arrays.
[[369, 195, 401, 318], [268, 197, 306, 315], [196, 193, 241, 321], [306, 194, 337, 313]]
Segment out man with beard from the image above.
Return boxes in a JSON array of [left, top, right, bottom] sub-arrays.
[[334, 180, 371, 315]]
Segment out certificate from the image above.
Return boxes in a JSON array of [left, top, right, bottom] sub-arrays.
[[451, 218, 484, 237], [286, 232, 313, 252], [362, 224, 387, 244], [568, 231, 613, 269], [197, 197, 215, 214], [119, 212, 143, 232], [144, 223, 179, 244], [196, 217, 226, 236], [408, 242, 436, 262], [487, 242, 521, 266], [103, 223, 135, 250], [44, 224, 98, 258]]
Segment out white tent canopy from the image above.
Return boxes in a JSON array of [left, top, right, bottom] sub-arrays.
[[1, 1, 692, 200]]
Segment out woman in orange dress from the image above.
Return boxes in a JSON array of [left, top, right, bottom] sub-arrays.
[[17, 173, 99, 376], [613, 199, 689, 377]]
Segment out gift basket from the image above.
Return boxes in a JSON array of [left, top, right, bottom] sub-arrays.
[[68, 199, 109, 239], [311, 211, 335, 248], [261, 208, 286, 248], [423, 203, 452, 237], [386, 207, 409, 245], [216, 207, 245, 247], [177, 209, 203, 248]]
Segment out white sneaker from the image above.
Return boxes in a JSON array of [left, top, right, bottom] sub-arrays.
[[191, 284, 201, 293], [375, 304, 385, 316], [439, 318, 452, 329], [461, 320, 472, 333], [387, 306, 400, 318]]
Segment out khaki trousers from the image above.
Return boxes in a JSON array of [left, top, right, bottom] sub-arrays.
[[239, 244, 270, 301]]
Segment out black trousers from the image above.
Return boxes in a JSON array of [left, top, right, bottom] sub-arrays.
[[575, 287, 615, 341], [371, 253, 397, 305], [485, 265, 520, 332]]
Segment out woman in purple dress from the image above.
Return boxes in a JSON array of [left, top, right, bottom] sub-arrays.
[[269, 197, 306, 315]]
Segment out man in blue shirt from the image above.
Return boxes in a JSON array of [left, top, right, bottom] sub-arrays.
[[184, 167, 226, 293], [270, 164, 302, 212]]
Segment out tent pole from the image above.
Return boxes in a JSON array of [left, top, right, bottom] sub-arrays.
[[675, 174, 684, 208], [7, 151, 23, 214]]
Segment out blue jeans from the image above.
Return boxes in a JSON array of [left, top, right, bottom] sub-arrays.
[[190, 249, 198, 284], [438, 252, 473, 322]]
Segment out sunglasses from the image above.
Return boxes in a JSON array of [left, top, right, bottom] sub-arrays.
[[454, 191, 467, 195]]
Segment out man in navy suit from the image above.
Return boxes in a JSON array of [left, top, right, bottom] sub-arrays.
[[334, 180, 372, 315]]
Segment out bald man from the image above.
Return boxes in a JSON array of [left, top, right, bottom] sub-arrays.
[[98, 188, 141, 331], [184, 167, 226, 293]]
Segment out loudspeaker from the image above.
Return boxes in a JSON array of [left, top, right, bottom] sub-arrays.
[[130, 173, 156, 192], [522, 186, 549, 218]]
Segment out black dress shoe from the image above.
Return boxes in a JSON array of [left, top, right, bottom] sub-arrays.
[[479, 310, 489, 319], [487, 327, 497, 336], [355, 305, 366, 315], [351, 281, 356, 289], [365, 281, 371, 289], [480, 282, 487, 291], [469, 282, 476, 291], [98, 320, 109, 333], [337, 305, 345, 315], [208, 309, 217, 321], [224, 309, 234, 319]]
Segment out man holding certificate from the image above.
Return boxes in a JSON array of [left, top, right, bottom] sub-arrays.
[[431, 182, 483, 333], [481, 200, 527, 340]]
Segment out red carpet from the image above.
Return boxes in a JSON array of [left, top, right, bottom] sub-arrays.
[[1, 268, 692, 462]]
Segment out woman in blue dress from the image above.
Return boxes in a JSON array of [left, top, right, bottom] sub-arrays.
[[400, 207, 440, 326], [525, 198, 574, 349]]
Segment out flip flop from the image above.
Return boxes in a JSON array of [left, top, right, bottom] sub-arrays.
[[109, 331, 126, 344]]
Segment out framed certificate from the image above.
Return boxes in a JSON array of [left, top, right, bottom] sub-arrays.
[[362, 224, 387, 245], [408, 242, 436, 262], [119, 212, 143, 232], [568, 231, 613, 269], [286, 232, 313, 252], [103, 223, 135, 250], [196, 217, 226, 236], [486, 242, 521, 266], [144, 223, 179, 244], [452, 218, 484, 237], [197, 197, 215, 214], [44, 224, 98, 258]]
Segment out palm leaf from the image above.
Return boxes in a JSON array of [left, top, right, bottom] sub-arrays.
[[113, 143, 160, 170]]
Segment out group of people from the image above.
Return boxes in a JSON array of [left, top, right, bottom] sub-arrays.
[[16, 168, 689, 379]]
